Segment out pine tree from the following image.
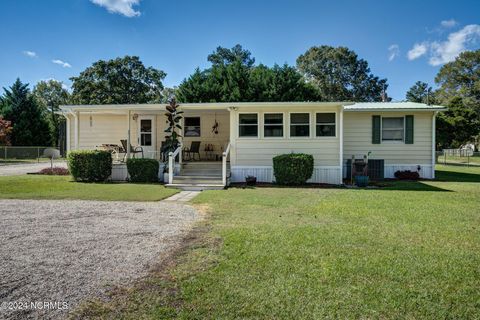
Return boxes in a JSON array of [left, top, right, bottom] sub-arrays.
[[1, 78, 51, 146]]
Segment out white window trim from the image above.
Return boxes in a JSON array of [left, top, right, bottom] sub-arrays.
[[184, 116, 201, 137], [263, 112, 285, 139], [237, 112, 259, 139], [314, 112, 337, 138], [381, 116, 405, 144], [288, 112, 312, 139]]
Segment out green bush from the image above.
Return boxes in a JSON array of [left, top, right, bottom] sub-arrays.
[[273, 153, 314, 185], [67, 150, 112, 182], [127, 158, 159, 183]]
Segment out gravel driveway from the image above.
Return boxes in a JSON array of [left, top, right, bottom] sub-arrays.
[[0, 199, 199, 319], [0, 161, 67, 176]]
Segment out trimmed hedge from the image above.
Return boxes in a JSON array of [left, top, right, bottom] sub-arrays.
[[67, 150, 112, 182], [273, 153, 314, 185], [127, 158, 159, 183]]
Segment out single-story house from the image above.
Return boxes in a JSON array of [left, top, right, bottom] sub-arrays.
[[60, 102, 446, 189]]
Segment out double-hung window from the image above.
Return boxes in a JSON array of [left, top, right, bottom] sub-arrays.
[[290, 113, 310, 137], [184, 117, 201, 137], [316, 113, 336, 137], [238, 113, 258, 137], [382, 117, 404, 142], [264, 113, 283, 137]]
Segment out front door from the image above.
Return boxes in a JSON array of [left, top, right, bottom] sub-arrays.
[[138, 116, 156, 158]]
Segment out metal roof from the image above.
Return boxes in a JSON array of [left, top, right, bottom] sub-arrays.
[[60, 101, 447, 113], [344, 102, 447, 111]]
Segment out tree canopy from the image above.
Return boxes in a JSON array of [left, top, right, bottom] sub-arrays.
[[405, 81, 434, 104], [407, 50, 480, 148], [1, 79, 51, 146], [70, 56, 166, 104], [434, 50, 480, 113], [176, 44, 319, 103], [33, 79, 71, 147], [296, 46, 388, 102]]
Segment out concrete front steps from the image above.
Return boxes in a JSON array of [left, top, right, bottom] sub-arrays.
[[166, 161, 229, 191]]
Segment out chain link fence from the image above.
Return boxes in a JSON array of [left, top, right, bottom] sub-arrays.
[[436, 149, 480, 166], [0, 146, 63, 164]]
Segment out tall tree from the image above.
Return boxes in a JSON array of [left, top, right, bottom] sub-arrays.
[[1, 79, 51, 146], [406, 81, 434, 104], [177, 45, 318, 102], [70, 56, 166, 104], [296, 46, 388, 102], [33, 80, 70, 147], [207, 44, 255, 67], [434, 50, 480, 148], [436, 97, 480, 148], [435, 50, 480, 113]]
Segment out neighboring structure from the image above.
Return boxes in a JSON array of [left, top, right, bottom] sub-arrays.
[[60, 102, 446, 188]]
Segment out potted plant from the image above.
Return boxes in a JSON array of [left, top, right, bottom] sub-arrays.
[[245, 175, 257, 186], [161, 98, 183, 182]]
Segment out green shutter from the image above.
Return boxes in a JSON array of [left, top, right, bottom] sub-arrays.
[[405, 115, 414, 144], [372, 115, 381, 144]]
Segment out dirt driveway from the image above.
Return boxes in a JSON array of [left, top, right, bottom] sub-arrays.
[[0, 199, 199, 319]]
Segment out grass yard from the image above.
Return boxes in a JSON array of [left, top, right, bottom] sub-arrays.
[[0, 175, 178, 201], [66, 166, 480, 318]]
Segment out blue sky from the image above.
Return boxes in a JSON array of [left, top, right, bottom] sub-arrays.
[[0, 0, 479, 100]]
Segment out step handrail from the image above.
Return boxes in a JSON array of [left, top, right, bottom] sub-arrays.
[[168, 143, 182, 184], [222, 141, 231, 187]]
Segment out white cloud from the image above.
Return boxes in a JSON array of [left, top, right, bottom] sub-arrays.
[[388, 44, 399, 61], [22, 50, 37, 58], [52, 59, 72, 68], [428, 24, 480, 66], [441, 19, 458, 28], [90, 0, 141, 17], [407, 43, 428, 60]]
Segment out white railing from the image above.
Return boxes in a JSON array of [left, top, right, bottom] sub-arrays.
[[168, 143, 182, 184], [222, 141, 231, 186]]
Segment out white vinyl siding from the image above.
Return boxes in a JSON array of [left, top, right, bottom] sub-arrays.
[[231, 106, 341, 167], [343, 111, 433, 165]]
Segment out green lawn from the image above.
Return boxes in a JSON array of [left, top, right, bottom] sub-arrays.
[[0, 175, 178, 201], [69, 166, 480, 318]]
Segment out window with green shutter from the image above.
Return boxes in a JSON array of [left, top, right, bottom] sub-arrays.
[[372, 115, 381, 144], [405, 115, 414, 144]]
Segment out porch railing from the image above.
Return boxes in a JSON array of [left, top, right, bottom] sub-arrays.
[[222, 141, 231, 186], [168, 143, 182, 184]]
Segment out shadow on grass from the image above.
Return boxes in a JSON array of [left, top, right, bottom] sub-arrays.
[[230, 181, 452, 192], [380, 181, 452, 192], [435, 169, 480, 183]]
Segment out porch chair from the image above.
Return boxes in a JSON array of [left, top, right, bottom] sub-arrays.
[[183, 141, 201, 161], [120, 139, 144, 161]]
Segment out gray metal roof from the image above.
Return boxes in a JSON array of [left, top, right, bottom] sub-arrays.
[[344, 102, 447, 111]]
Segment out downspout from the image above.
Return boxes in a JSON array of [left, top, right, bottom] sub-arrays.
[[339, 106, 344, 184], [432, 111, 437, 179], [74, 111, 79, 150], [127, 110, 131, 159]]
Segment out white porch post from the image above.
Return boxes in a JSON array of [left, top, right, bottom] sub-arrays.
[[432, 111, 437, 179], [66, 114, 71, 152], [127, 110, 131, 159], [74, 111, 79, 150], [339, 106, 344, 184]]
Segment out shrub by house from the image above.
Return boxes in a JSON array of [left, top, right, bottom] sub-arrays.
[[127, 158, 159, 183], [67, 150, 112, 182], [273, 153, 314, 185]]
